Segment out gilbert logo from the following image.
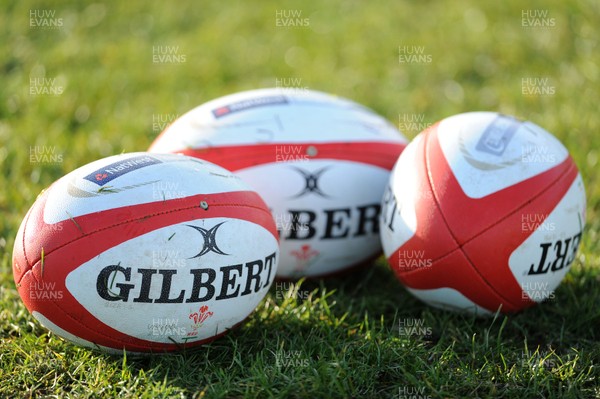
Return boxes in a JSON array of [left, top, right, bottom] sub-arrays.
[[289, 166, 331, 198], [187, 222, 229, 258], [528, 230, 582, 275]]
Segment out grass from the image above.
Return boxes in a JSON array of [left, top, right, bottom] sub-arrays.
[[1, 0, 599, 397]]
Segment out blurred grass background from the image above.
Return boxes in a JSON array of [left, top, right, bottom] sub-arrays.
[[0, 0, 599, 397]]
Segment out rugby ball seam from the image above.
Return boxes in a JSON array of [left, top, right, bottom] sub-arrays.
[[406, 156, 577, 269], [17, 200, 272, 286], [17, 204, 36, 283], [178, 142, 406, 172]]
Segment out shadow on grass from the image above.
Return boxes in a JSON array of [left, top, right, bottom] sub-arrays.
[[88, 258, 599, 397]]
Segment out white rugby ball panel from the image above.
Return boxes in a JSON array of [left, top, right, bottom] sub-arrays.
[[236, 160, 390, 205], [437, 112, 569, 199], [237, 160, 389, 277], [149, 88, 407, 152], [379, 134, 422, 258], [43, 152, 249, 225], [66, 217, 278, 344], [405, 287, 493, 316], [32, 311, 122, 354], [509, 174, 586, 302]]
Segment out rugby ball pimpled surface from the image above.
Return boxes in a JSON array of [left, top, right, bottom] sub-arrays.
[[380, 112, 585, 315], [149, 88, 408, 278], [12, 152, 279, 353]]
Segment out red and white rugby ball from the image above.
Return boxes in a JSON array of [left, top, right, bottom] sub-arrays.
[[12, 152, 279, 353], [380, 112, 585, 315], [149, 88, 407, 278]]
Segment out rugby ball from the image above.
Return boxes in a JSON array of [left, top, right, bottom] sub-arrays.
[[12, 152, 279, 353], [380, 112, 585, 315], [149, 88, 407, 278]]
